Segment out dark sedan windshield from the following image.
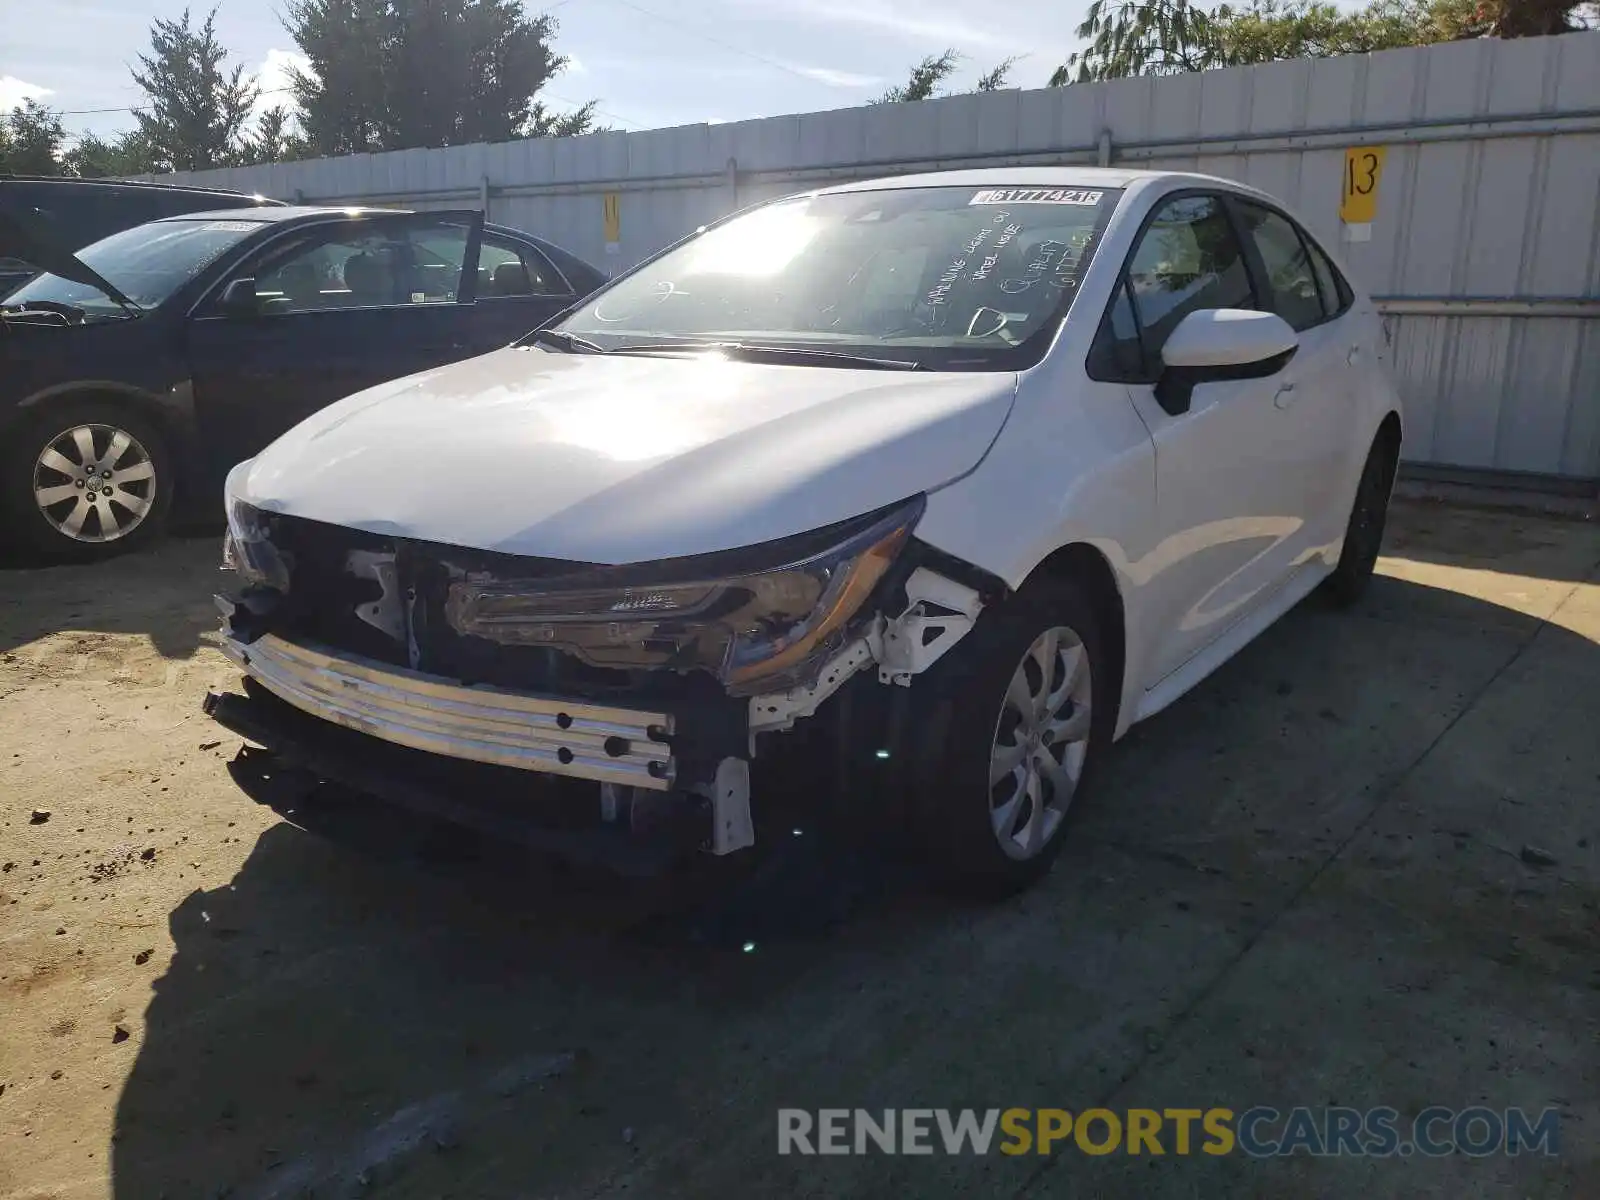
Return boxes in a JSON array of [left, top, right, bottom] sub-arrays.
[[5, 218, 262, 313], [553, 185, 1121, 369]]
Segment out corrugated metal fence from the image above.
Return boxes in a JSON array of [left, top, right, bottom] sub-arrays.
[[142, 33, 1600, 487]]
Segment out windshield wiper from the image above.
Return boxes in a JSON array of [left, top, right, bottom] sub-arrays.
[[611, 341, 919, 371], [526, 328, 606, 354], [3, 299, 89, 320]]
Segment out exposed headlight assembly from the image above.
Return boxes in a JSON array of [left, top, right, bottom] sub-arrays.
[[445, 497, 924, 693], [222, 497, 291, 592]]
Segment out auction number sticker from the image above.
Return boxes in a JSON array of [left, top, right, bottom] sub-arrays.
[[969, 188, 1104, 206]]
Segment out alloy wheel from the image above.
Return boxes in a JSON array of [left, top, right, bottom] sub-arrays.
[[32, 423, 158, 544], [988, 625, 1093, 861]]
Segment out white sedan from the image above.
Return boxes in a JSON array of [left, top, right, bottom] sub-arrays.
[[211, 168, 1402, 895]]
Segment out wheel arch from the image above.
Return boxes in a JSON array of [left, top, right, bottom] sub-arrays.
[[1376, 409, 1403, 456], [14, 378, 182, 426], [1017, 541, 1127, 732]]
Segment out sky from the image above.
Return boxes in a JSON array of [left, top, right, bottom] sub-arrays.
[[0, 0, 1093, 148]]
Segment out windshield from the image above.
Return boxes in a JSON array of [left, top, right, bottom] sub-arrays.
[[552, 185, 1120, 370], [4, 218, 262, 313]]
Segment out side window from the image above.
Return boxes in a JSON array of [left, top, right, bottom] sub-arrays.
[[245, 220, 468, 314], [1235, 202, 1324, 332], [253, 232, 402, 312], [1124, 193, 1254, 367], [406, 224, 469, 303], [1087, 278, 1145, 380], [476, 234, 568, 298], [1305, 235, 1351, 317]]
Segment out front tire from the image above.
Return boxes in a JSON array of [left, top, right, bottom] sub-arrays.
[[1324, 432, 1397, 609], [1, 400, 173, 562], [909, 578, 1113, 897]]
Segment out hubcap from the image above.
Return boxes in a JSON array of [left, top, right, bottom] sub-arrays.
[[988, 625, 1093, 861], [32, 424, 157, 543]]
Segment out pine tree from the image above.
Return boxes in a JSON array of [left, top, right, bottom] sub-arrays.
[[0, 100, 67, 174], [284, 0, 599, 154], [130, 6, 259, 170]]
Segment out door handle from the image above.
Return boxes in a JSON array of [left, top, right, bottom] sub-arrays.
[[1273, 382, 1297, 410]]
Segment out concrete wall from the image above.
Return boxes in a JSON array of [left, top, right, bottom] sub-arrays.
[[140, 34, 1600, 484]]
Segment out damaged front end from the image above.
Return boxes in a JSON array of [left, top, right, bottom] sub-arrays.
[[206, 494, 1001, 865]]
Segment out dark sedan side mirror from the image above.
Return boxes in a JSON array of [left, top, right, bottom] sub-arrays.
[[217, 277, 261, 318]]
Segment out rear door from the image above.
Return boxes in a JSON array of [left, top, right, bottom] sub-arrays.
[[456, 228, 580, 352], [185, 210, 482, 479], [1228, 199, 1362, 550]]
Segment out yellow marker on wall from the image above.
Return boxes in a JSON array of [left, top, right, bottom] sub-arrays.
[[603, 192, 621, 244], [1340, 147, 1386, 224]]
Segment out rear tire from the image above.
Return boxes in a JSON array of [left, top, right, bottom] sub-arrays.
[[0, 400, 173, 563], [907, 577, 1113, 898], [1324, 432, 1397, 609]]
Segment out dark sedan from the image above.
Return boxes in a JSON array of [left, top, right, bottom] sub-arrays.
[[0, 205, 606, 560]]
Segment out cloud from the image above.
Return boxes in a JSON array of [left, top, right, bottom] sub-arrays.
[[0, 76, 54, 111], [246, 48, 312, 130], [253, 48, 313, 102], [734, 0, 1027, 51], [785, 64, 882, 89], [564, 53, 587, 75]]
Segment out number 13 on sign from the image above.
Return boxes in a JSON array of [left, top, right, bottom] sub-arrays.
[[1340, 146, 1386, 224]]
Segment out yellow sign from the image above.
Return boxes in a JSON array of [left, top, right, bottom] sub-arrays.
[[1340, 146, 1386, 224], [603, 192, 621, 243]]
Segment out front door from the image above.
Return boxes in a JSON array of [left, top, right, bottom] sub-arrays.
[[185, 210, 483, 487], [1108, 193, 1308, 686]]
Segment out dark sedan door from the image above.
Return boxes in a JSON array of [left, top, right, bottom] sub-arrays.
[[185, 210, 483, 481], [455, 227, 582, 352]]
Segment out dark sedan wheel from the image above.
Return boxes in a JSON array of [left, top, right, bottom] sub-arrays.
[[2, 401, 173, 562]]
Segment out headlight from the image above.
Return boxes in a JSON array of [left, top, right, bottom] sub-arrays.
[[223, 497, 290, 592], [445, 497, 924, 692]]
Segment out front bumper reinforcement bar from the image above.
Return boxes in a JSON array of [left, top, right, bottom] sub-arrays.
[[219, 633, 676, 789]]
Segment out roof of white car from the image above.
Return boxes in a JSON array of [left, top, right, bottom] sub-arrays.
[[818, 166, 1258, 197]]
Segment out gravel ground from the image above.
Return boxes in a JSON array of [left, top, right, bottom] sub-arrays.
[[1, 499, 1597, 1199]]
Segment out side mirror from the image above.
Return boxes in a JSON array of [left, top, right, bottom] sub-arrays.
[[217, 277, 261, 318], [1154, 308, 1298, 416]]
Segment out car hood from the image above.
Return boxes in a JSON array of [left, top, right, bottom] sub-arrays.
[[0, 208, 134, 308], [229, 347, 1018, 563]]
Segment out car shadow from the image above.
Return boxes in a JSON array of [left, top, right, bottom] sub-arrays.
[[107, 566, 1600, 1199], [1383, 496, 1600, 584], [108, 746, 942, 1198], [0, 531, 222, 660]]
